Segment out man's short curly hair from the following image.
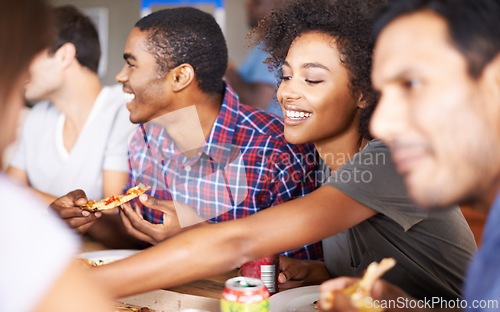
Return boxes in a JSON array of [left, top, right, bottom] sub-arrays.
[[135, 7, 227, 94], [253, 0, 386, 139]]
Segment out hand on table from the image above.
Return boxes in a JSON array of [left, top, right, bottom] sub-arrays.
[[119, 194, 206, 245], [49, 189, 102, 234], [278, 256, 331, 291], [319, 277, 415, 312]]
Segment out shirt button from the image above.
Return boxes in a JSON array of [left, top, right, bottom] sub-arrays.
[[185, 165, 192, 172]]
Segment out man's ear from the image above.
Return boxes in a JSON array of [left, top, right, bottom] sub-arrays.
[[356, 93, 368, 109], [482, 53, 500, 100], [480, 53, 500, 123], [171, 64, 195, 92], [54, 42, 77, 68]]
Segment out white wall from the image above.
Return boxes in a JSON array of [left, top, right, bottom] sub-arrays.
[[2, 0, 253, 170], [49, 0, 252, 85]]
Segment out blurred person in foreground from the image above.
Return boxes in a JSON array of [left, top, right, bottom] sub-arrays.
[[65, 0, 474, 300], [6, 5, 135, 205], [0, 0, 113, 311], [224, 0, 283, 115], [321, 0, 500, 311]]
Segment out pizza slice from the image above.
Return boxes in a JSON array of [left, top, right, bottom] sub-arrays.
[[319, 258, 396, 312], [80, 183, 151, 211]]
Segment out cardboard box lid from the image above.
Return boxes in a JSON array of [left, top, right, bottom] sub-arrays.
[[119, 289, 220, 312]]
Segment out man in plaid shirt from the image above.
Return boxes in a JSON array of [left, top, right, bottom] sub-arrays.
[[51, 7, 322, 260], [119, 8, 322, 260], [126, 81, 322, 259]]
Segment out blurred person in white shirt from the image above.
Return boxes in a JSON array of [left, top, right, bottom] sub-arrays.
[[6, 5, 135, 205], [0, 0, 114, 311]]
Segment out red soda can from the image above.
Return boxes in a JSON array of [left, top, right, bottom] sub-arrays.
[[220, 276, 270, 312], [240, 254, 279, 294]]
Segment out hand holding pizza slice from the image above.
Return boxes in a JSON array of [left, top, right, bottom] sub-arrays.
[[319, 258, 396, 311], [79, 183, 151, 211]]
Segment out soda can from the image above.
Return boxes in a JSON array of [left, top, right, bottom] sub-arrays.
[[240, 254, 279, 294], [220, 276, 270, 312]]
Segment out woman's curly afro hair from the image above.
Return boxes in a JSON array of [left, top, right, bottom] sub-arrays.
[[252, 0, 387, 139]]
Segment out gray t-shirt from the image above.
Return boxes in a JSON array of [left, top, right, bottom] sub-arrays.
[[323, 140, 476, 300]]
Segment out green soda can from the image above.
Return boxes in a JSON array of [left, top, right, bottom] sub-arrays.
[[221, 277, 270, 312]]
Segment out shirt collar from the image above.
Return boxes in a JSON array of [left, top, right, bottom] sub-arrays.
[[142, 83, 241, 166], [202, 83, 240, 165], [482, 189, 500, 244]]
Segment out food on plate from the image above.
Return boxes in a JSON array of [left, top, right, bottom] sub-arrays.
[[319, 258, 396, 311], [115, 304, 152, 312], [78, 257, 118, 267], [80, 183, 151, 211], [313, 300, 319, 310]]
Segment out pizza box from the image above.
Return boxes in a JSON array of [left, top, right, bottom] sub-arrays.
[[118, 289, 220, 312]]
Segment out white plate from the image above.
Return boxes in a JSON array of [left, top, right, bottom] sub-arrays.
[[270, 285, 320, 312], [79, 249, 139, 265]]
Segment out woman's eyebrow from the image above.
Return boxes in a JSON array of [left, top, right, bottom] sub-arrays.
[[123, 53, 136, 61], [302, 62, 329, 71]]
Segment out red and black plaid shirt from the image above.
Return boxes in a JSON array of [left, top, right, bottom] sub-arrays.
[[127, 84, 323, 260]]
